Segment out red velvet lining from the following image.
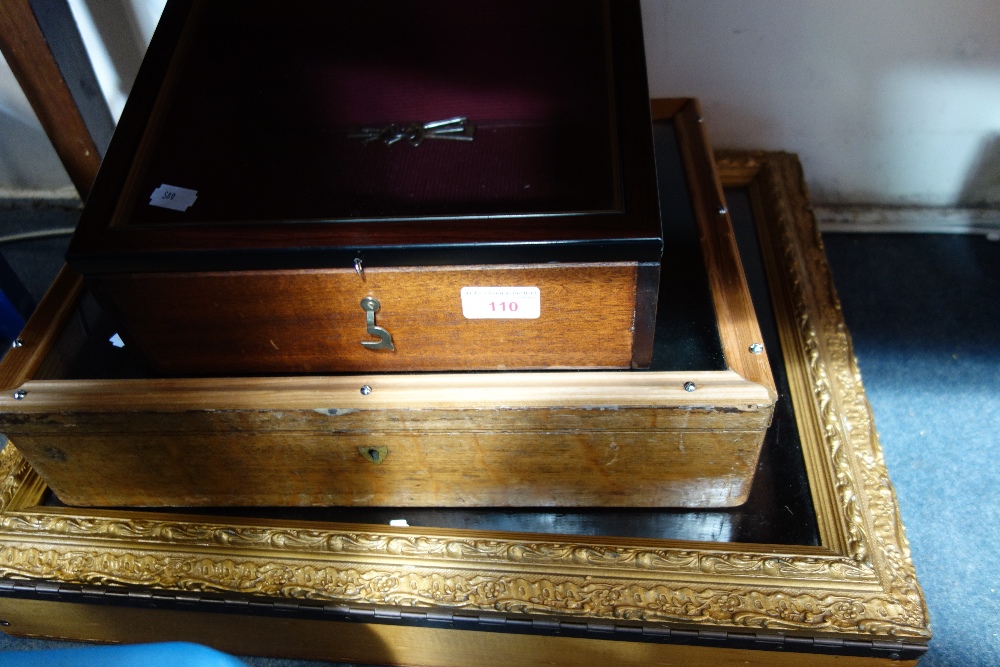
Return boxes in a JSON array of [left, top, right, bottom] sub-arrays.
[[129, 0, 618, 224]]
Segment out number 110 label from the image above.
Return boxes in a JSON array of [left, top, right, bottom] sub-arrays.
[[461, 287, 540, 319]]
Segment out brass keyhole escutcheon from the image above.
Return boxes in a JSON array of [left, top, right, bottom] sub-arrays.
[[359, 445, 388, 465], [360, 297, 395, 351]]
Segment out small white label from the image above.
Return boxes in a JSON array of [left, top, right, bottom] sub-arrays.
[[389, 519, 409, 527], [149, 184, 198, 211], [108, 333, 125, 348], [461, 287, 540, 319]]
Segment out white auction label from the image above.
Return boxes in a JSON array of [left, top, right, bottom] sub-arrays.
[[461, 287, 540, 319], [149, 184, 198, 211]]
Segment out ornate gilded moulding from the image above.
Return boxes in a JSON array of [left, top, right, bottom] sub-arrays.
[[0, 152, 929, 643]]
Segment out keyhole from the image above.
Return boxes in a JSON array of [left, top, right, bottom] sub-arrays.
[[359, 445, 388, 465]]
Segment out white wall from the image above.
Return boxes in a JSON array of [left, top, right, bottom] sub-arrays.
[[1, 0, 998, 209], [642, 0, 1000, 207], [0, 0, 162, 195], [0, 52, 74, 195]]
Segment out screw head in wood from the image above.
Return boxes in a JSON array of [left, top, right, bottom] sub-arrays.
[[13, 390, 26, 400], [11, 339, 23, 348], [360, 385, 373, 396], [717, 206, 727, 215], [683, 382, 696, 392], [749, 343, 764, 354]]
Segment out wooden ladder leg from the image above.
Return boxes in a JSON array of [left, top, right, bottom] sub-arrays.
[[0, 0, 104, 199]]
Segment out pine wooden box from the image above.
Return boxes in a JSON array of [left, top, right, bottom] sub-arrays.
[[0, 98, 775, 509], [65, 0, 664, 375]]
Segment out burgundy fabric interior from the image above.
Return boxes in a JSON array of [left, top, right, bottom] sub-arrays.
[[127, 0, 619, 225]]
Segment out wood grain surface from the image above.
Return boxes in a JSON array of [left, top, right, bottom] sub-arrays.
[[0, 367, 773, 507], [92, 263, 640, 373], [657, 99, 776, 395], [13, 428, 765, 508], [0, 266, 84, 391]]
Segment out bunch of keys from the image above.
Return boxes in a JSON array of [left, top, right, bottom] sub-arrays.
[[349, 116, 475, 146]]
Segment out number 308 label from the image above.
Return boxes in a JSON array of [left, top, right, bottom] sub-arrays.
[[149, 183, 198, 212], [461, 287, 540, 319]]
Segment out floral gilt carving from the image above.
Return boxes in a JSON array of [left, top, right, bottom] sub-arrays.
[[0, 152, 930, 644]]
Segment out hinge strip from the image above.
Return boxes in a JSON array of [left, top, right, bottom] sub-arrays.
[[0, 579, 926, 660]]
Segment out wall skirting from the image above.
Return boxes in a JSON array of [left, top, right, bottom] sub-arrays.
[[815, 206, 1000, 240], [0, 188, 80, 204]]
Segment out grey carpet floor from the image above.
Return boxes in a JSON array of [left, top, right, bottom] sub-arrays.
[[822, 232, 1000, 667], [0, 201, 996, 665]]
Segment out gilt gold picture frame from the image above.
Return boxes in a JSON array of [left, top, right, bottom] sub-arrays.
[[0, 151, 930, 665]]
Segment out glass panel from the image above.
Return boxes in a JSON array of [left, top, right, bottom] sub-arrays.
[[124, 0, 618, 225], [37, 185, 819, 547]]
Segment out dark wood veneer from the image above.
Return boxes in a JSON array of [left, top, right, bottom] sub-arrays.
[[67, 0, 661, 274]]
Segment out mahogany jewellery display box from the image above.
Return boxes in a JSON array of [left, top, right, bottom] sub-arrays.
[[66, 0, 666, 375], [0, 0, 778, 510]]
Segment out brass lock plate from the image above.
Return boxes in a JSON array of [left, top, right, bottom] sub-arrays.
[[358, 445, 388, 465]]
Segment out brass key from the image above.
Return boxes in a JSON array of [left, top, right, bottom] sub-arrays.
[[360, 297, 395, 351]]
